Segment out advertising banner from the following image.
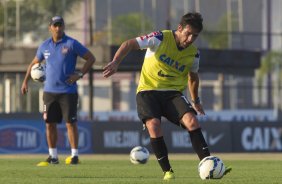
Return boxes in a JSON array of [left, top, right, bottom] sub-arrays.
[[0, 120, 93, 154], [232, 122, 282, 152], [92, 121, 232, 153], [1, 119, 281, 153], [92, 121, 148, 153], [164, 122, 232, 153]]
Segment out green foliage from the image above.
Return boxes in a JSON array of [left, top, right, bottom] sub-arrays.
[[111, 13, 154, 45], [259, 51, 282, 74], [257, 51, 282, 83], [201, 14, 230, 49], [0, 0, 82, 40]]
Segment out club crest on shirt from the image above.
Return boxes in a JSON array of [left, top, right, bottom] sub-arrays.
[[61, 46, 69, 54], [139, 31, 162, 41]]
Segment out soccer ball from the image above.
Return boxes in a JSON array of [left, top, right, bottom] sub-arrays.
[[130, 146, 149, 164], [198, 156, 225, 180], [30, 63, 46, 82]]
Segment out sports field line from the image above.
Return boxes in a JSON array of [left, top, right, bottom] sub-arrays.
[[0, 153, 281, 160]]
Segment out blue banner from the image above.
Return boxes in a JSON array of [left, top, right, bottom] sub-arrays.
[[0, 119, 93, 154]]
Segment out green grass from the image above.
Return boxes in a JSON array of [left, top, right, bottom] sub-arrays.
[[0, 154, 282, 184]]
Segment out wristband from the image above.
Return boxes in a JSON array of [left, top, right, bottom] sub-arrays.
[[77, 71, 84, 78], [191, 97, 201, 104]]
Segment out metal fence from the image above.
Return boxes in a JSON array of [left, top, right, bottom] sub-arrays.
[[0, 0, 281, 122], [0, 71, 280, 114]]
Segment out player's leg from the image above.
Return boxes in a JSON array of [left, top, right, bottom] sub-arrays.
[[165, 92, 210, 160], [37, 93, 61, 166], [146, 118, 175, 180], [136, 91, 174, 180], [65, 123, 79, 164], [146, 118, 173, 171], [60, 93, 80, 164], [182, 113, 232, 176], [181, 112, 210, 160], [166, 92, 231, 176], [45, 101, 62, 150], [66, 123, 78, 149], [45, 123, 57, 148], [46, 123, 58, 156]]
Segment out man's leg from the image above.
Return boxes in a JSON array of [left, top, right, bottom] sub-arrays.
[[136, 92, 174, 179], [46, 123, 58, 149], [66, 122, 78, 149], [46, 123, 59, 159], [65, 122, 79, 164], [181, 112, 210, 160], [146, 118, 174, 180], [59, 93, 79, 164], [181, 113, 232, 176], [38, 92, 60, 166], [37, 123, 59, 166]]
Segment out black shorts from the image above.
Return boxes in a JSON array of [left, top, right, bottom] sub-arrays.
[[136, 91, 196, 127], [43, 92, 78, 123]]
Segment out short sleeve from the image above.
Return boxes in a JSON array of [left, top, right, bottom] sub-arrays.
[[136, 31, 163, 51], [35, 44, 45, 61], [73, 39, 89, 57], [190, 50, 200, 73]]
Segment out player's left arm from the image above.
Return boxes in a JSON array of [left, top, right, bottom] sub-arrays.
[[67, 41, 96, 84], [80, 51, 96, 75], [188, 71, 205, 115]]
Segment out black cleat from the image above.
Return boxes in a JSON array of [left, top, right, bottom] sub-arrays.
[[65, 156, 80, 165]]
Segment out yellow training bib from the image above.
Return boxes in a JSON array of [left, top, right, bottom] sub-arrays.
[[137, 30, 198, 93]]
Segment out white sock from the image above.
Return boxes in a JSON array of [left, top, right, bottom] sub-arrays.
[[49, 148, 58, 159], [71, 149, 78, 157]]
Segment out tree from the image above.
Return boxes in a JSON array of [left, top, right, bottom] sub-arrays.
[[0, 0, 82, 47], [257, 51, 282, 83], [256, 51, 282, 110], [111, 13, 154, 45], [201, 14, 230, 49]]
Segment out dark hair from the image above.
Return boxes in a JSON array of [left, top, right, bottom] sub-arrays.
[[179, 12, 203, 32]]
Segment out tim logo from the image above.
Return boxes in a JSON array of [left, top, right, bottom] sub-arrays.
[[57, 126, 92, 153], [0, 125, 42, 153]]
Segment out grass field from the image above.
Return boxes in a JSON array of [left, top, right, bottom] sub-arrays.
[[0, 153, 282, 184]]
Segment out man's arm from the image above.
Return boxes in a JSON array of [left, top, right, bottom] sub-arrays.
[[66, 50, 95, 84], [188, 71, 205, 115], [21, 57, 40, 94], [80, 51, 96, 75], [188, 72, 199, 101], [103, 39, 140, 78]]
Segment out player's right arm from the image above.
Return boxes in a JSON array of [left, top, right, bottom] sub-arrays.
[[103, 31, 163, 78], [103, 38, 139, 78], [21, 57, 40, 95]]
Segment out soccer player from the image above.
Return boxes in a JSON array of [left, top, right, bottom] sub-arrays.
[[103, 12, 231, 180], [21, 16, 95, 166]]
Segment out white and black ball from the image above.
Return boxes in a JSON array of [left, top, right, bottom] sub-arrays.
[[30, 63, 46, 82], [130, 146, 149, 164], [198, 155, 225, 180]]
